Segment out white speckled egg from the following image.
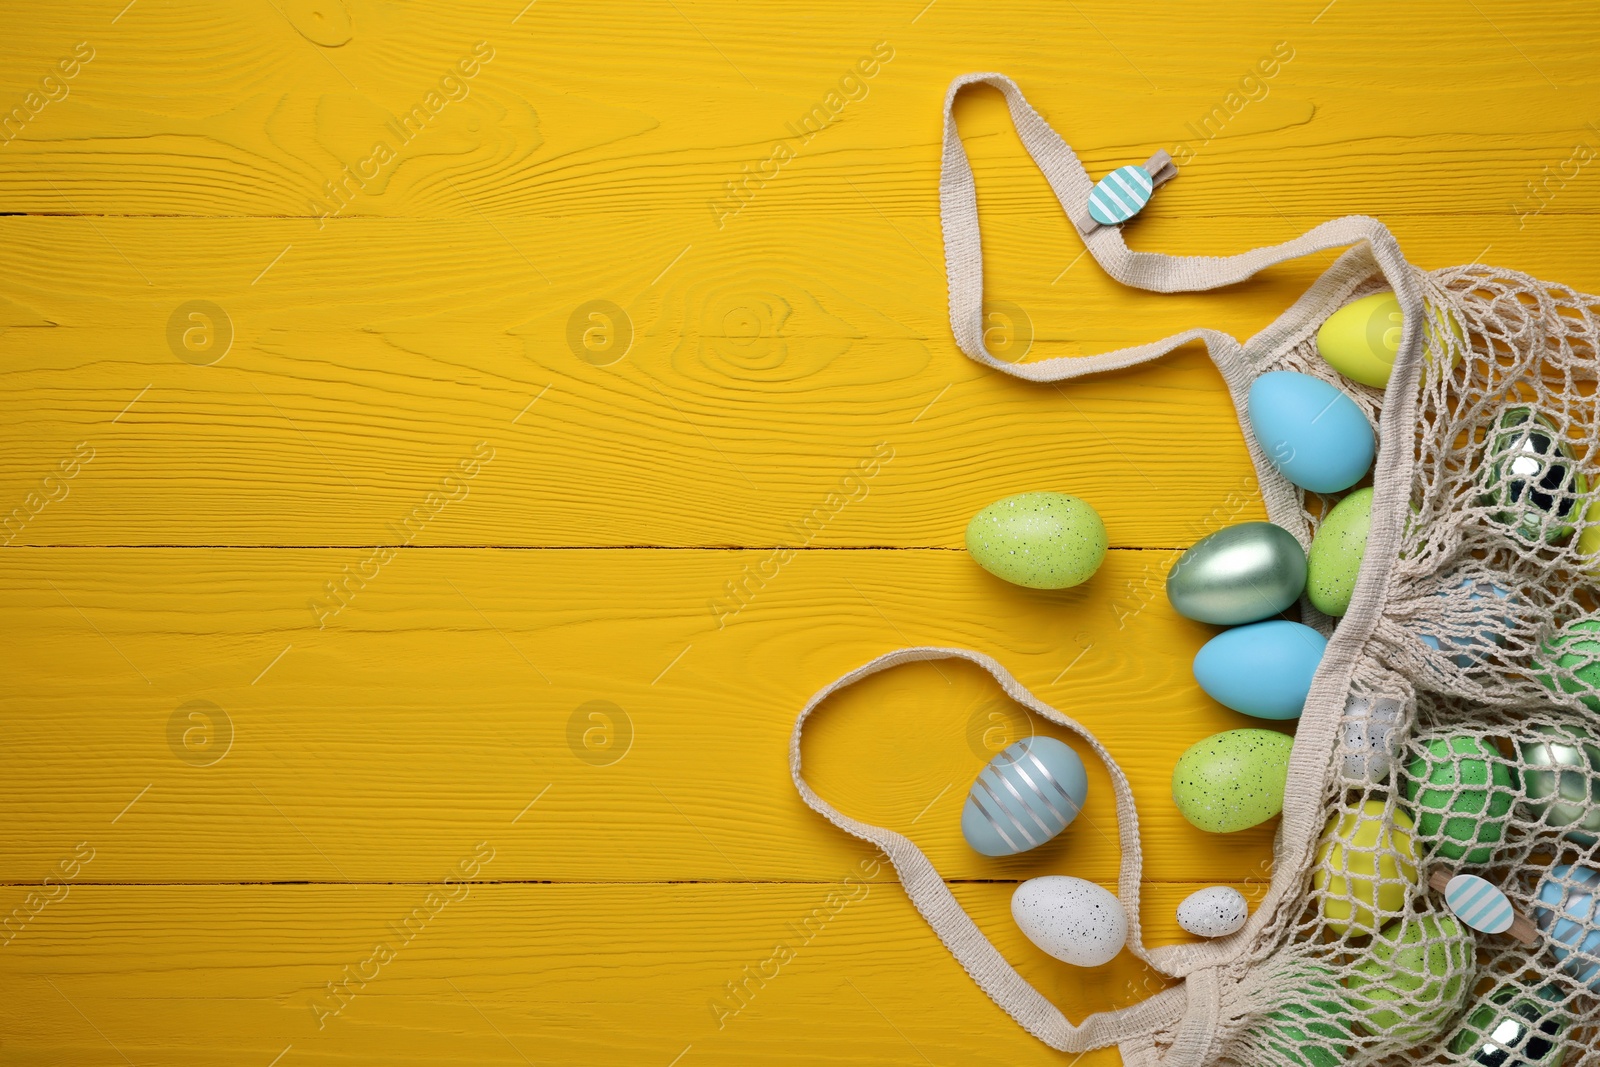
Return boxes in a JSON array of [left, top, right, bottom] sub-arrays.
[[1011, 876, 1127, 966], [1339, 695, 1405, 784], [1176, 885, 1249, 938]]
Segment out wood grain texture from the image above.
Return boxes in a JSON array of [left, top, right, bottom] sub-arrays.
[[0, 547, 1282, 885], [4, 0, 1598, 1062], [0, 881, 1241, 1067], [8, 213, 1600, 547], [0, 1, 1598, 220]]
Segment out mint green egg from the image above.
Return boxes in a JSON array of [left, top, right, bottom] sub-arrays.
[[1306, 488, 1372, 617], [1251, 963, 1356, 1067], [965, 493, 1107, 590], [1401, 733, 1518, 863]]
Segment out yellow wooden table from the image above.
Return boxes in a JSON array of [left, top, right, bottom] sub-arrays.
[[3, 2, 1598, 1063]]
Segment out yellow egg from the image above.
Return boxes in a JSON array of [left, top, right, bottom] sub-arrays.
[[1580, 498, 1600, 578], [1314, 293, 1462, 389], [1311, 799, 1419, 936]]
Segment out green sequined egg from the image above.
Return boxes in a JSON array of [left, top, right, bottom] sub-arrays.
[[1400, 734, 1518, 864]]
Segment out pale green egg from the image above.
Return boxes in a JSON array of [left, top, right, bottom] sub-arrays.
[[965, 492, 1107, 590], [1306, 488, 1373, 617], [1171, 729, 1294, 833], [1347, 915, 1477, 1045]]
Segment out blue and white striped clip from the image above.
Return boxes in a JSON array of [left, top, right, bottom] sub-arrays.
[[1445, 872, 1515, 934], [1084, 150, 1177, 229]]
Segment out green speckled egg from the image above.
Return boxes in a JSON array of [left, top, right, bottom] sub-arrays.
[[965, 492, 1107, 590], [1306, 487, 1372, 617], [1171, 729, 1294, 833]]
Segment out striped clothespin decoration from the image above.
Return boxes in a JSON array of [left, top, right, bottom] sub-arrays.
[[1081, 150, 1178, 233]]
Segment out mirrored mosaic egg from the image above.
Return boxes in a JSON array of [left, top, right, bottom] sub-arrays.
[[1480, 407, 1590, 544]]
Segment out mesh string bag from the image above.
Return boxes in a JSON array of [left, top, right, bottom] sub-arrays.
[[789, 74, 1600, 1066]]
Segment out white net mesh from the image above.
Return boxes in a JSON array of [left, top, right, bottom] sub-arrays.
[[1216, 265, 1600, 1066]]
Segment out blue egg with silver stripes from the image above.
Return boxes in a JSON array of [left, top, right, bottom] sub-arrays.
[[961, 736, 1088, 857], [1088, 164, 1156, 225], [1534, 864, 1600, 991]]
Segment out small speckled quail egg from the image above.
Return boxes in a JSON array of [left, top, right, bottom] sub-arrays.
[[1176, 885, 1249, 938]]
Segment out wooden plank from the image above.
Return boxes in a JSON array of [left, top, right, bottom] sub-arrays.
[[0, 547, 1284, 885], [0, 1, 1598, 221], [0, 880, 1246, 1066], [5, 212, 1600, 548]]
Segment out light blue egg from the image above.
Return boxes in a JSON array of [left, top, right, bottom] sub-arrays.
[[1534, 864, 1600, 991], [960, 735, 1088, 857], [1246, 371, 1375, 494], [1192, 620, 1328, 720]]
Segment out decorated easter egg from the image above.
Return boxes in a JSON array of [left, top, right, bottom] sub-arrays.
[[1444, 873, 1516, 935], [1339, 694, 1405, 784], [1011, 875, 1127, 966], [1251, 964, 1355, 1067], [1480, 407, 1591, 545], [1316, 293, 1405, 388], [1176, 885, 1249, 938], [1579, 499, 1600, 577], [1306, 488, 1372, 616], [1534, 865, 1600, 990], [1246, 371, 1375, 494], [1346, 915, 1477, 1044], [1447, 983, 1569, 1067], [1165, 521, 1307, 625], [965, 492, 1107, 589], [1171, 729, 1293, 833], [1533, 619, 1600, 713], [1517, 722, 1600, 843], [1315, 292, 1464, 390], [1401, 733, 1517, 864], [1419, 579, 1516, 669], [1087, 164, 1154, 225], [960, 736, 1088, 857], [1192, 620, 1327, 720], [1312, 799, 1419, 936]]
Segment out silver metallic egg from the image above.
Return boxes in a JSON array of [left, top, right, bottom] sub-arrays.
[[1447, 983, 1568, 1067], [1480, 407, 1591, 544], [1518, 723, 1600, 843], [1166, 522, 1308, 626]]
